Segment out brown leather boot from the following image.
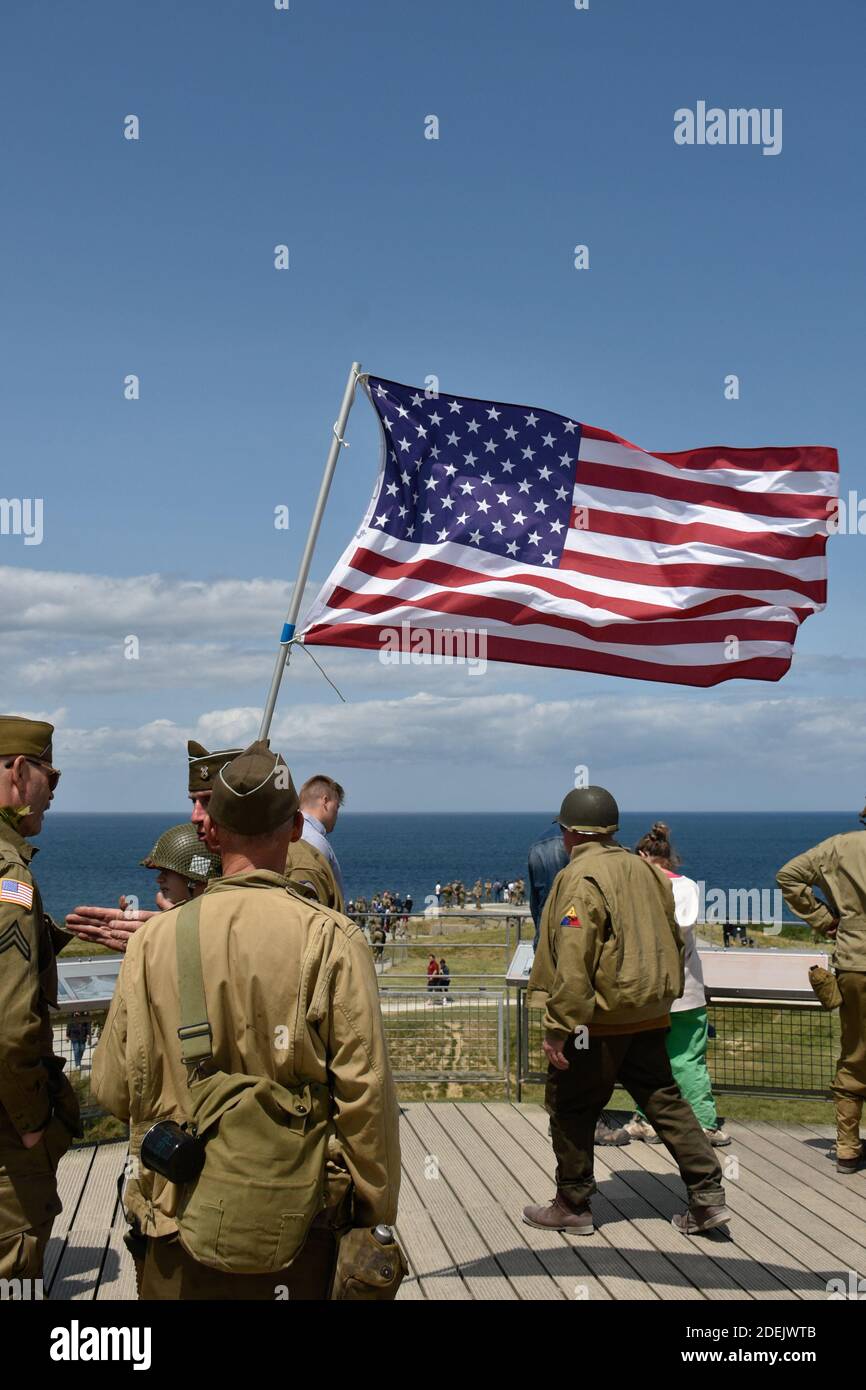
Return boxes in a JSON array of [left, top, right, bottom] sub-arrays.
[[671, 1203, 732, 1235], [522, 1191, 594, 1234]]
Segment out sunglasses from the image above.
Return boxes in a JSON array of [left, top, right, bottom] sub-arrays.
[[23, 758, 61, 791]]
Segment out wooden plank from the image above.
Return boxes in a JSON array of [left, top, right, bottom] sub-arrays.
[[477, 1103, 669, 1301], [45, 1146, 94, 1293], [611, 1135, 818, 1299], [408, 1103, 565, 1300], [731, 1120, 866, 1215], [488, 1103, 719, 1301], [611, 1128, 836, 1296], [400, 1109, 520, 1299], [51, 1145, 126, 1301], [394, 1109, 472, 1301], [95, 1225, 138, 1301]]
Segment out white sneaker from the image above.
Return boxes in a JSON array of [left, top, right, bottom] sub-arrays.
[[625, 1114, 661, 1144]]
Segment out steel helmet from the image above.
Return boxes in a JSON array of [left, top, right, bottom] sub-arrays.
[[141, 823, 221, 883], [556, 786, 620, 835]]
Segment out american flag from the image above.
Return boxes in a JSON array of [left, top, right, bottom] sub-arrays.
[[0, 878, 34, 909], [299, 375, 838, 686]]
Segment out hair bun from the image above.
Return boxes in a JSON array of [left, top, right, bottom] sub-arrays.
[[651, 821, 669, 835]]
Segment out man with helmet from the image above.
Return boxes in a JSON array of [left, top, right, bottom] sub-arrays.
[[523, 785, 729, 1237], [68, 739, 345, 947], [66, 740, 243, 951], [140, 823, 222, 909]]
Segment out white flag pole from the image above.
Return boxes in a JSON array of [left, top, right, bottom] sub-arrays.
[[258, 360, 363, 741]]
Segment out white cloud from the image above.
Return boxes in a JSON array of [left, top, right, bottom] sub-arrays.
[[48, 690, 866, 784]]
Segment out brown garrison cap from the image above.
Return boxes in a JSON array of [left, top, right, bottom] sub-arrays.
[[187, 740, 244, 795], [0, 716, 58, 775], [208, 740, 299, 835]]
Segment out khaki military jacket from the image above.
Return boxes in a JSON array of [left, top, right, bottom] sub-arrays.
[[0, 817, 74, 1136], [92, 870, 400, 1237], [527, 840, 684, 1036], [777, 831, 866, 971], [285, 839, 345, 915]]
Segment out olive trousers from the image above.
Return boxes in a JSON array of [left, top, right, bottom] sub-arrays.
[[545, 1028, 725, 1207], [139, 1223, 339, 1301], [833, 971, 866, 1160]]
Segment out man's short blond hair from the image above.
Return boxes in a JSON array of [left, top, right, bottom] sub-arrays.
[[299, 774, 345, 808]]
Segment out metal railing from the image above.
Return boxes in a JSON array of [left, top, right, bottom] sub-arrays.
[[517, 994, 839, 1100], [379, 989, 508, 1088]]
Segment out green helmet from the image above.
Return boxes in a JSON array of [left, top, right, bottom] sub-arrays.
[[141, 823, 221, 883], [556, 786, 620, 835]]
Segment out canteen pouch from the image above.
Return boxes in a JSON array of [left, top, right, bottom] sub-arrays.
[[330, 1226, 408, 1301], [809, 964, 842, 1011], [172, 898, 331, 1275]]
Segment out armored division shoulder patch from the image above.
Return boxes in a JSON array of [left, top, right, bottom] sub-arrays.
[[560, 904, 582, 927], [0, 920, 31, 960], [1, 878, 33, 909]]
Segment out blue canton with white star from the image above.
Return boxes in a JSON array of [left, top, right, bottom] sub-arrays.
[[366, 377, 582, 567]]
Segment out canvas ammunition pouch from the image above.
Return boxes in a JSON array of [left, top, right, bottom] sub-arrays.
[[809, 964, 842, 1011], [331, 1225, 408, 1301], [172, 897, 331, 1275]]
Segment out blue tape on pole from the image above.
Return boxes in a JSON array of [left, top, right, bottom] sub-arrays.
[[280, 622, 296, 644]]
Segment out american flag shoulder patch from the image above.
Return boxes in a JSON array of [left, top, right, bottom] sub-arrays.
[[0, 878, 34, 910]]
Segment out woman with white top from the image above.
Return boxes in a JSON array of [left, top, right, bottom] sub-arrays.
[[625, 822, 730, 1147]]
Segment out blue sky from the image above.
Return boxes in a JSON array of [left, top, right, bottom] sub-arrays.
[[1, 0, 863, 812]]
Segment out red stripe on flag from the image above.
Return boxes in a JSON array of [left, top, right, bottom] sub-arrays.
[[579, 427, 838, 477], [575, 461, 832, 521], [558, 546, 827, 603], [324, 582, 798, 647], [302, 622, 792, 687], [345, 545, 773, 621], [572, 506, 828, 561]]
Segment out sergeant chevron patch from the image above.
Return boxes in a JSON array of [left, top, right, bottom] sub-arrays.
[[0, 921, 31, 960]]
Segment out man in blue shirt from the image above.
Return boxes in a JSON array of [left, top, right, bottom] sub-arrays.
[[299, 774, 346, 902], [528, 826, 569, 949]]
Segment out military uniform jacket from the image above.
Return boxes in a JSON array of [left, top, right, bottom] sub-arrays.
[[0, 817, 73, 1136], [527, 840, 685, 1036], [91, 870, 400, 1237], [284, 839, 345, 915], [0, 816, 78, 1238], [777, 831, 866, 971]]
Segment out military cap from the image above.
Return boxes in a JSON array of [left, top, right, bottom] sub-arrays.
[[0, 715, 59, 778], [556, 785, 619, 834], [187, 739, 244, 795], [141, 822, 222, 883], [208, 739, 299, 835]]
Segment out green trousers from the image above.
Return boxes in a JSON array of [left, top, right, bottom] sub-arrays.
[[636, 1007, 718, 1130]]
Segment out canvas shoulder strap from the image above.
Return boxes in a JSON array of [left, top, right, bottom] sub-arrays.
[[175, 896, 213, 1066]]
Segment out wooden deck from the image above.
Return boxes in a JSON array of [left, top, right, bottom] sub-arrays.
[[45, 1103, 863, 1300]]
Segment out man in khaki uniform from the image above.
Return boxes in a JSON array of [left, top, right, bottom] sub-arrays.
[[777, 815, 866, 1172], [0, 716, 80, 1281], [285, 836, 345, 914], [92, 740, 400, 1299], [524, 786, 728, 1236]]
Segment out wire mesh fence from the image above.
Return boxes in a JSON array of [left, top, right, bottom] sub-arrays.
[[519, 997, 839, 1099]]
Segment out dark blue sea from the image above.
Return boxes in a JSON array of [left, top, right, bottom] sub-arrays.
[[33, 811, 859, 923]]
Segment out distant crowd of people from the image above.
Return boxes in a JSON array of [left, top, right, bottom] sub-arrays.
[[434, 877, 526, 908]]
